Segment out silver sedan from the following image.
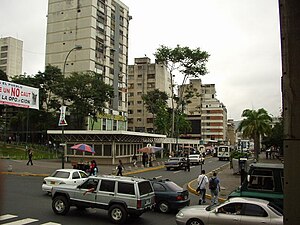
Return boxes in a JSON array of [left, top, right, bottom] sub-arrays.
[[176, 197, 283, 225]]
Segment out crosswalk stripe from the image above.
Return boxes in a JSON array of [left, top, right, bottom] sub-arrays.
[[2, 218, 38, 225], [0, 214, 18, 221], [41, 223, 61, 225]]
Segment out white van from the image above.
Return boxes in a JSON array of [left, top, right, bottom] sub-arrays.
[[217, 145, 232, 161]]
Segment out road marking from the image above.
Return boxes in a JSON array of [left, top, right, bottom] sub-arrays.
[[41, 223, 61, 225], [154, 176, 162, 179], [173, 171, 181, 174], [0, 214, 18, 221], [2, 218, 38, 225]]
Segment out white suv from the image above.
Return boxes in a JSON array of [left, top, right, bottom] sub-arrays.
[[189, 154, 205, 165], [51, 175, 155, 224]]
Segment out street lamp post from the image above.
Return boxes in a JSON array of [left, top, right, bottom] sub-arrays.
[[60, 45, 82, 169]]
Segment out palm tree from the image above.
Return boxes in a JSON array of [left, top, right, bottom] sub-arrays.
[[237, 108, 272, 160]]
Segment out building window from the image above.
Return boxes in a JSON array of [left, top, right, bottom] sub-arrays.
[[0, 52, 7, 58], [137, 118, 142, 122], [1, 46, 8, 51], [0, 59, 7, 65], [137, 101, 142, 104], [137, 92, 142, 95], [137, 109, 142, 113]]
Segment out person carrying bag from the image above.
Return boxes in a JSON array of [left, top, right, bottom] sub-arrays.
[[197, 170, 209, 204]]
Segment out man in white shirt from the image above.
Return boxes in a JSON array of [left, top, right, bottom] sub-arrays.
[[197, 169, 209, 204]]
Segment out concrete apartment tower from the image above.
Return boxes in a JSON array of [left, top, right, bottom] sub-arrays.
[[0, 37, 23, 79], [178, 79, 228, 144], [127, 57, 172, 133], [45, 0, 130, 130]]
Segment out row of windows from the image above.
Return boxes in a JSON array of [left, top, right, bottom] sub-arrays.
[[127, 118, 153, 123], [1, 46, 8, 51]]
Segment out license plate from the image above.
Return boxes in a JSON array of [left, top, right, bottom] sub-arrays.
[[145, 199, 151, 206]]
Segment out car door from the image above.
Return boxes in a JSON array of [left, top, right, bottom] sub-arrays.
[[209, 203, 242, 225], [240, 203, 270, 225], [67, 171, 84, 186], [95, 179, 116, 207], [73, 178, 99, 203]]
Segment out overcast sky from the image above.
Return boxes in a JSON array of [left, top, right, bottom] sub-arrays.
[[0, 0, 282, 121]]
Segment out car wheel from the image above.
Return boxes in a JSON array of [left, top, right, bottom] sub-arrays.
[[108, 204, 127, 224], [52, 195, 70, 215], [166, 167, 170, 171], [187, 218, 204, 225], [158, 201, 170, 213]]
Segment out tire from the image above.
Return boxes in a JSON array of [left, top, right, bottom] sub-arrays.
[[187, 218, 204, 225], [158, 201, 170, 213], [166, 167, 170, 171], [108, 204, 128, 224], [52, 195, 70, 215]]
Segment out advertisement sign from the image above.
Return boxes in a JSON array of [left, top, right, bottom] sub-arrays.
[[58, 106, 67, 126], [0, 80, 39, 110]]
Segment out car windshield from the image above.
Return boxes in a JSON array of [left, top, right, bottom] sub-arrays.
[[205, 203, 221, 211], [165, 181, 183, 192], [51, 171, 70, 179]]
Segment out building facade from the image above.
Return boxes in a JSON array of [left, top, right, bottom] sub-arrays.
[[0, 37, 23, 78], [127, 57, 172, 133], [45, 0, 130, 130], [178, 79, 228, 144]]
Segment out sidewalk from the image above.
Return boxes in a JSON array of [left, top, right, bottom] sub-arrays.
[[0, 158, 164, 177], [187, 152, 284, 202]]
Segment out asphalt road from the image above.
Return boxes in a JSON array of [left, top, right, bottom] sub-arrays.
[[0, 157, 227, 225]]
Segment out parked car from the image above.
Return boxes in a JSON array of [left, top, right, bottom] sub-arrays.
[[42, 169, 88, 194], [164, 157, 187, 170], [188, 154, 205, 165], [176, 197, 283, 225], [51, 175, 155, 224], [228, 163, 284, 209], [150, 178, 190, 213]]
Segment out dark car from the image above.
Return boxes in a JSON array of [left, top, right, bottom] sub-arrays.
[[150, 178, 190, 213], [164, 157, 187, 170]]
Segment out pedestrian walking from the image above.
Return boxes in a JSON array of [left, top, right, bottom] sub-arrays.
[[116, 159, 124, 176], [185, 155, 190, 172], [26, 149, 33, 165], [132, 153, 138, 167], [197, 170, 209, 204], [209, 172, 220, 206]]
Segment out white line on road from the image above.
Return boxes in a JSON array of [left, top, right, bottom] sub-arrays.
[[2, 218, 38, 225], [173, 171, 181, 174], [154, 176, 162, 179], [0, 214, 18, 221], [41, 223, 61, 225]]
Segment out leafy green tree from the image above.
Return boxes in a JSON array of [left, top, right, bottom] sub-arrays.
[[63, 72, 114, 129], [0, 69, 8, 81], [154, 45, 209, 137], [262, 117, 283, 154], [237, 108, 272, 160]]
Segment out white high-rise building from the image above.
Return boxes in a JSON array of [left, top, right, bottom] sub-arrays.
[[45, 0, 130, 130], [0, 37, 23, 78]]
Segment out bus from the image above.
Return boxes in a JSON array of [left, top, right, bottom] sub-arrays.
[[217, 145, 233, 161]]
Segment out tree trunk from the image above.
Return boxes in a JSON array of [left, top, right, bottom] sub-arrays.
[[254, 134, 260, 161]]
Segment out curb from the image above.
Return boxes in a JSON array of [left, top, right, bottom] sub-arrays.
[[187, 162, 230, 203]]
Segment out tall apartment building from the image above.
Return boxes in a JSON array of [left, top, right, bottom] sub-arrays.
[[127, 57, 172, 133], [0, 37, 23, 79], [179, 79, 228, 144], [45, 0, 129, 130]]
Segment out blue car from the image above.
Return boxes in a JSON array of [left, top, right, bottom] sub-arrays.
[[150, 178, 190, 213]]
